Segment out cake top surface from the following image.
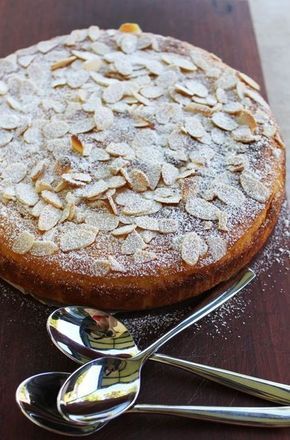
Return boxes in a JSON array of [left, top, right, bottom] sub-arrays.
[[0, 23, 284, 277]]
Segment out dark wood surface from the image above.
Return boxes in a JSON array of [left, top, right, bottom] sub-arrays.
[[0, 0, 289, 439]]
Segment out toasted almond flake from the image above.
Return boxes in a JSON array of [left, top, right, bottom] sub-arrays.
[[82, 180, 109, 199], [94, 107, 114, 130], [71, 118, 95, 134], [238, 72, 260, 90], [216, 87, 227, 103], [108, 255, 126, 272], [134, 216, 159, 231], [119, 23, 142, 33], [111, 224, 136, 236], [215, 71, 237, 90], [30, 160, 46, 181], [90, 71, 117, 86], [237, 109, 257, 131], [43, 120, 69, 138], [83, 57, 102, 71], [245, 88, 269, 108], [2, 163, 27, 183], [207, 236, 227, 261], [123, 198, 161, 216], [134, 250, 157, 263], [41, 190, 63, 208], [70, 134, 84, 155], [240, 172, 270, 202], [86, 211, 119, 231], [106, 142, 135, 159], [263, 124, 276, 138], [31, 200, 47, 217], [161, 163, 179, 185], [0, 113, 21, 129], [114, 59, 133, 76], [37, 40, 58, 53], [35, 179, 53, 193], [186, 80, 208, 97], [215, 183, 246, 207], [140, 230, 157, 243], [223, 102, 244, 114], [153, 187, 181, 204], [212, 112, 238, 131], [274, 131, 285, 149], [175, 83, 193, 96], [2, 185, 16, 202], [119, 34, 138, 54], [103, 82, 124, 104], [186, 196, 220, 220], [178, 168, 198, 179], [162, 53, 196, 71], [132, 91, 151, 106], [181, 232, 201, 266], [185, 102, 213, 116], [158, 218, 178, 233], [38, 205, 61, 231], [61, 173, 85, 188], [106, 176, 127, 189], [12, 231, 34, 254], [30, 240, 58, 256], [140, 86, 163, 99], [88, 25, 100, 41], [121, 230, 145, 255], [16, 183, 39, 206], [66, 70, 90, 88], [184, 117, 206, 138], [129, 169, 150, 192], [94, 258, 111, 275], [232, 126, 256, 143], [51, 56, 77, 71], [217, 211, 228, 231], [60, 224, 98, 251]]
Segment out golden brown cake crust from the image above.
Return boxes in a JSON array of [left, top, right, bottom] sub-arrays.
[[0, 24, 285, 310]]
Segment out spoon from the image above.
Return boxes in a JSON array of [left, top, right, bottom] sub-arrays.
[[48, 305, 290, 406], [57, 268, 255, 424], [16, 372, 290, 436]]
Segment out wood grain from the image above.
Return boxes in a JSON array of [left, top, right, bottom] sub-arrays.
[[0, 0, 289, 439]]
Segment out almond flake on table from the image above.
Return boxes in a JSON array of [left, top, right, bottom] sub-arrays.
[[240, 173, 270, 203], [38, 205, 62, 231], [85, 211, 119, 231], [41, 190, 63, 209], [12, 231, 35, 254], [30, 240, 58, 256], [60, 224, 98, 252], [121, 230, 145, 255], [111, 224, 136, 236]]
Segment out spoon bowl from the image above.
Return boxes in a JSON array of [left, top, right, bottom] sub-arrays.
[[16, 372, 105, 436]]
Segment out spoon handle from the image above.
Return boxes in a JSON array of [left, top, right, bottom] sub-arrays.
[[151, 353, 290, 405], [130, 404, 290, 427], [140, 268, 255, 361]]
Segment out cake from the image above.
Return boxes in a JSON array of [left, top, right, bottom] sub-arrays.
[[0, 23, 285, 310]]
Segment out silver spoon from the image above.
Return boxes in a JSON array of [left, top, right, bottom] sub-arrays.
[[48, 305, 290, 406], [16, 372, 290, 436], [57, 268, 255, 425]]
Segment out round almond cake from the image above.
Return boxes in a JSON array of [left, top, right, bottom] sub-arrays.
[[0, 23, 285, 310]]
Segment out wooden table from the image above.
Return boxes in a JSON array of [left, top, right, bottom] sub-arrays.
[[0, 0, 289, 439]]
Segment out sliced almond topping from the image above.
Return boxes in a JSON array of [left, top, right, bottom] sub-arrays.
[[61, 173, 85, 188], [108, 255, 126, 272], [212, 112, 238, 131], [153, 187, 181, 204], [140, 230, 157, 243], [94, 259, 111, 275], [43, 120, 69, 138], [232, 126, 256, 143], [94, 107, 114, 130], [30, 240, 58, 256], [215, 71, 237, 90], [86, 211, 119, 231], [31, 200, 47, 217], [119, 34, 138, 54], [184, 117, 206, 138], [186, 196, 220, 220], [35, 179, 54, 193], [122, 199, 160, 216], [274, 131, 285, 149], [60, 224, 98, 252], [186, 79, 208, 97], [51, 56, 77, 71], [37, 40, 58, 53], [2, 186, 15, 202], [162, 53, 196, 71], [0, 113, 21, 129], [129, 169, 150, 192], [3, 163, 27, 183], [134, 216, 159, 231], [158, 218, 178, 233], [119, 23, 142, 33], [140, 86, 163, 99], [111, 224, 136, 236], [41, 190, 63, 209], [175, 83, 193, 96], [237, 109, 257, 131], [161, 163, 179, 186], [16, 183, 39, 206], [88, 25, 100, 40], [215, 183, 246, 207], [38, 205, 62, 231], [106, 176, 127, 189], [238, 72, 260, 91], [71, 135, 84, 155], [71, 118, 95, 135], [223, 102, 243, 114], [181, 232, 201, 266], [0, 80, 8, 95], [12, 231, 34, 254], [207, 236, 227, 262], [82, 180, 109, 199], [106, 142, 135, 159], [121, 230, 145, 255], [83, 58, 102, 71], [103, 82, 124, 104], [217, 211, 228, 232], [0, 130, 13, 146], [185, 102, 213, 116], [240, 172, 270, 202], [134, 250, 157, 264], [30, 160, 46, 181]]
